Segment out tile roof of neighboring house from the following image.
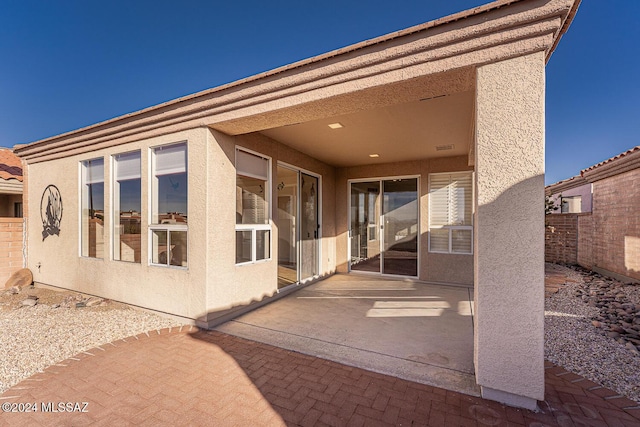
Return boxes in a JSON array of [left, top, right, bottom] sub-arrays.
[[0, 148, 23, 182], [580, 145, 640, 183], [548, 146, 640, 190], [581, 145, 640, 174]]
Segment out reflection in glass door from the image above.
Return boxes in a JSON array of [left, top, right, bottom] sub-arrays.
[[300, 173, 319, 280], [277, 166, 320, 288], [349, 178, 418, 277], [350, 182, 381, 272], [276, 166, 298, 288], [382, 179, 418, 276]]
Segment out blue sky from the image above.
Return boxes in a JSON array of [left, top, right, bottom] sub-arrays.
[[1, 1, 638, 184]]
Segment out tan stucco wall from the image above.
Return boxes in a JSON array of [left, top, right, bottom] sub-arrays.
[[474, 51, 546, 409], [26, 128, 209, 319], [202, 130, 336, 322], [335, 156, 474, 284]]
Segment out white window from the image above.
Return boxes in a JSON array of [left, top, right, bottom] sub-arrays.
[[113, 151, 141, 262], [150, 143, 188, 267], [428, 172, 473, 254], [81, 158, 105, 258], [236, 148, 271, 264], [561, 195, 581, 213]]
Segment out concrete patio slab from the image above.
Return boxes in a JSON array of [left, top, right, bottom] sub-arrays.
[[215, 274, 479, 396]]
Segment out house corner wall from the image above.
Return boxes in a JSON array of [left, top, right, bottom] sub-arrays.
[[24, 128, 209, 320], [474, 51, 545, 409]]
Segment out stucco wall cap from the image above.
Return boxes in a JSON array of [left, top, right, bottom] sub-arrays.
[[581, 145, 640, 182]]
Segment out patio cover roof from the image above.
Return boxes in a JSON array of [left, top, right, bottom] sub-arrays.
[[15, 0, 580, 165]]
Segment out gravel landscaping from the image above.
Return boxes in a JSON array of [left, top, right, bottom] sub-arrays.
[[545, 263, 640, 403], [0, 286, 183, 394], [2, 267, 639, 405]]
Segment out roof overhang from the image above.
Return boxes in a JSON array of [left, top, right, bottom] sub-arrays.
[[0, 179, 23, 195], [581, 146, 640, 183], [15, 0, 580, 164], [545, 175, 587, 196]]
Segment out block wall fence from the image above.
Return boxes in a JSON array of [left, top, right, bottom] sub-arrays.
[[0, 217, 25, 284], [545, 172, 640, 283]]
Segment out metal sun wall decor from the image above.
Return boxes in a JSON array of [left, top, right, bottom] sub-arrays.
[[40, 185, 63, 241]]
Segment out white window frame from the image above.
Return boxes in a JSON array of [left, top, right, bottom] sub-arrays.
[[79, 157, 105, 259], [149, 142, 188, 269], [560, 195, 582, 213], [235, 146, 272, 266], [111, 150, 142, 263], [428, 171, 474, 255]]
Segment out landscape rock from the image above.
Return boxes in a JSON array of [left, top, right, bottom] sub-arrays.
[[546, 263, 640, 404], [3, 269, 33, 290], [85, 297, 104, 307], [626, 342, 640, 355], [21, 298, 37, 307]]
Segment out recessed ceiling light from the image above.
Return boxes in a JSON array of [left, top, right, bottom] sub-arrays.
[[369, 154, 379, 158], [328, 122, 343, 129]]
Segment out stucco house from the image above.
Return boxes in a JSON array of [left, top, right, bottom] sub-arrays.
[[0, 148, 23, 218], [14, 0, 580, 410], [546, 174, 592, 213]]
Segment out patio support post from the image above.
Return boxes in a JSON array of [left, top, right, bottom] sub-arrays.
[[473, 51, 546, 410]]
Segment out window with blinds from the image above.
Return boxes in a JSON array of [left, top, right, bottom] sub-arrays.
[[81, 158, 105, 258], [236, 148, 271, 264], [113, 151, 141, 263], [150, 142, 188, 268], [428, 172, 473, 254]]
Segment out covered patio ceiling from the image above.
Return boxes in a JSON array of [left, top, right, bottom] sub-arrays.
[[259, 89, 474, 168]]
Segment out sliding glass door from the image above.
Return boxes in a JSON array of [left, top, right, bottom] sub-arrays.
[[349, 177, 418, 277], [350, 181, 381, 273], [300, 173, 319, 280], [277, 165, 320, 288]]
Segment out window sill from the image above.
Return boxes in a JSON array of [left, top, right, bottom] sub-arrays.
[[428, 250, 473, 255], [149, 262, 189, 270], [235, 258, 272, 267]]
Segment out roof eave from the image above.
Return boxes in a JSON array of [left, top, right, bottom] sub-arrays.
[[581, 147, 640, 183], [545, 174, 587, 195], [15, 0, 581, 162]]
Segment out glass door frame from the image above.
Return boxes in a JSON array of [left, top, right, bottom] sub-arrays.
[[277, 161, 322, 288], [347, 175, 420, 278]]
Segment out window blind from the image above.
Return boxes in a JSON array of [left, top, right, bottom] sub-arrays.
[[115, 151, 141, 181], [429, 172, 472, 226], [429, 172, 473, 254], [155, 143, 187, 176], [84, 158, 104, 184], [236, 149, 268, 180]]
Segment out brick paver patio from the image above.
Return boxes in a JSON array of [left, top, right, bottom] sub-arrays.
[[1, 327, 639, 426]]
